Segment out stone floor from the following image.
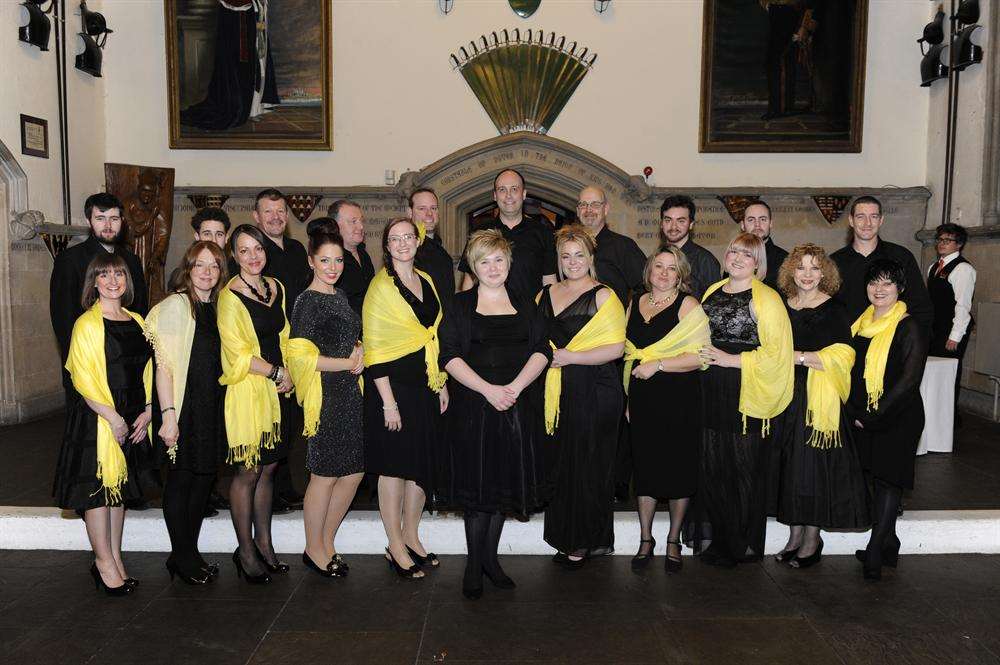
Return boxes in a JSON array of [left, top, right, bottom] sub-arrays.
[[1, 550, 998, 664]]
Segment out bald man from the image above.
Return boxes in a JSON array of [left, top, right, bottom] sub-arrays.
[[576, 186, 646, 305]]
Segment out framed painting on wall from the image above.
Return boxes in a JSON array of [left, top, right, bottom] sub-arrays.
[[165, 0, 332, 150], [699, 0, 868, 153]]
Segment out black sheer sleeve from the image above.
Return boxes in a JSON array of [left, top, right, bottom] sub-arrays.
[[859, 317, 927, 430], [289, 291, 318, 341]]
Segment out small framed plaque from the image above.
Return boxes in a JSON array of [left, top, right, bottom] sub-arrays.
[[20, 114, 49, 159]]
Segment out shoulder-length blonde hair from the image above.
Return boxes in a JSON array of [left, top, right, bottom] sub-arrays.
[[175, 241, 228, 311], [776, 243, 841, 298], [725, 232, 767, 280], [644, 245, 693, 294], [465, 228, 513, 272], [554, 224, 597, 280], [81, 252, 134, 309]]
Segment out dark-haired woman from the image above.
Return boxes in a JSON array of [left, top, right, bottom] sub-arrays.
[[363, 218, 449, 579], [771, 244, 869, 569], [55, 253, 152, 595], [289, 228, 364, 578], [847, 259, 926, 581], [218, 224, 294, 583], [145, 241, 228, 584]]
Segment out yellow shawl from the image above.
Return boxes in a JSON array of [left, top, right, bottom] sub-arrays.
[[703, 278, 794, 434], [217, 277, 289, 468], [143, 293, 196, 461], [65, 302, 152, 503], [544, 290, 626, 434], [805, 343, 855, 448], [362, 268, 447, 392], [851, 301, 907, 411], [623, 303, 710, 394]]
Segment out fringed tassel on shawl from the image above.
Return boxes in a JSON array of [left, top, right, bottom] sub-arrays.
[[227, 421, 281, 469]]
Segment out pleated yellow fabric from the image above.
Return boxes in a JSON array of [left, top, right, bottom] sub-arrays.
[[702, 278, 794, 435], [362, 268, 447, 392], [850, 301, 908, 412], [217, 278, 289, 468], [806, 343, 855, 448], [142, 293, 195, 415], [544, 291, 626, 434], [287, 337, 321, 438], [65, 302, 152, 503], [622, 304, 710, 394]]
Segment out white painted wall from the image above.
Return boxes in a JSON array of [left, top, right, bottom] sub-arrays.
[[1, 1, 107, 223], [103, 0, 931, 189]]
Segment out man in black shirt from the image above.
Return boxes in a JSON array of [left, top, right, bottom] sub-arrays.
[[409, 188, 455, 310], [740, 200, 788, 290], [458, 169, 557, 301], [576, 185, 646, 306], [830, 196, 933, 333], [659, 195, 721, 299], [253, 189, 311, 313], [329, 199, 375, 316]]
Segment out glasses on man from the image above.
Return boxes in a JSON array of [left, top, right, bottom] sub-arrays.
[[935, 236, 958, 244], [576, 200, 606, 210], [388, 234, 417, 244]]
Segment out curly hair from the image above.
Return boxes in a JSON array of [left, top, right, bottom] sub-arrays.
[[554, 224, 597, 280], [776, 243, 842, 298]]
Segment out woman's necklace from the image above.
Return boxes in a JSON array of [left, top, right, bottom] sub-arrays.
[[647, 290, 677, 308], [240, 274, 272, 303]]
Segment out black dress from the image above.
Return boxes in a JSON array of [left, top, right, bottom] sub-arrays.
[[232, 284, 292, 466], [626, 294, 701, 500], [363, 275, 444, 497], [171, 302, 226, 474], [539, 285, 623, 553], [846, 317, 927, 490], [772, 299, 869, 528], [439, 288, 550, 516], [291, 289, 364, 478], [693, 287, 769, 561], [54, 318, 149, 513]]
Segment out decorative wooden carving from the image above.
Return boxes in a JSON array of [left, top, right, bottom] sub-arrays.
[[717, 195, 761, 223], [811, 195, 852, 225], [105, 163, 176, 305], [188, 193, 230, 210]]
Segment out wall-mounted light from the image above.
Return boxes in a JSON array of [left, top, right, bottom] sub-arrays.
[[594, 0, 611, 14], [18, 0, 54, 51], [74, 0, 112, 77], [439, 0, 454, 15]]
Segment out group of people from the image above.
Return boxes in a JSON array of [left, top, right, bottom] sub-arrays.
[[49, 170, 976, 598]]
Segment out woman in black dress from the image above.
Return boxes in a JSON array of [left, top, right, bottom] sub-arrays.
[[55, 253, 152, 595], [539, 225, 626, 567], [440, 229, 550, 598], [847, 259, 927, 581], [290, 226, 364, 577], [218, 225, 294, 583], [363, 218, 449, 579], [625, 246, 707, 573], [147, 241, 228, 584], [771, 244, 869, 569], [697, 232, 794, 567]]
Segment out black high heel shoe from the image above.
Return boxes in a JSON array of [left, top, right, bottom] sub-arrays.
[[855, 534, 901, 568], [790, 539, 823, 569], [200, 562, 220, 578], [631, 537, 656, 570], [123, 577, 139, 589], [552, 551, 586, 569], [89, 562, 132, 597], [302, 552, 337, 578], [385, 547, 425, 579], [328, 553, 349, 576], [166, 559, 211, 585], [405, 544, 439, 568], [232, 549, 271, 585], [665, 540, 683, 573], [254, 543, 290, 574], [774, 547, 800, 563]]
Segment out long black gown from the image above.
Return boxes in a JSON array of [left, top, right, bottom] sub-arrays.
[[232, 284, 292, 465], [54, 318, 149, 514], [363, 275, 444, 498], [439, 288, 550, 517], [626, 294, 700, 500], [693, 287, 769, 562], [539, 285, 623, 554], [772, 299, 869, 528], [846, 316, 926, 490]]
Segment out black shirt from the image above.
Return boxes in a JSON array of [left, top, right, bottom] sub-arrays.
[[679, 239, 721, 300], [340, 243, 376, 316], [260, 233, 311, 314], [415, 233, 455, 311], [830, 239, 933, 333], [458, 215, 557, 302], [593, 225, 647, 305]]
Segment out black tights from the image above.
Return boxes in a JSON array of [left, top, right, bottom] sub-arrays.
[[463, 510, 508, 590], [162, 468, 215, 574], [865, 478, 902, 569], [228, 462, 279, 575]]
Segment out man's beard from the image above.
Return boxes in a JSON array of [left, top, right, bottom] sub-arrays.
[[91, 225, 128, 247]]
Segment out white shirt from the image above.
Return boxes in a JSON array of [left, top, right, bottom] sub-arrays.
[[930, 251, 977, 343]]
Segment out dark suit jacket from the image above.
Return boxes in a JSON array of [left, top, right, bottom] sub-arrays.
[[415, 234, 456, 312]]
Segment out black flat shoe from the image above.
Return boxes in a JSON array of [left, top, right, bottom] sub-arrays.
[[329, 553, 349, 575], [254, 543, 290, 574], [123, 577, 139, 589], [631, 537, 656, 569], [665, 539, 683, 573], [774, 547, 800, 563], [90, 563, 132, 596], [552, 552, 586, 569], [302, 552, 336, 578], [385, 548, 424, 579], [790, 540, 823, 569], [232, 549, 271, 585], [166, 559, 211, 585], [405, 545, 439, 568]]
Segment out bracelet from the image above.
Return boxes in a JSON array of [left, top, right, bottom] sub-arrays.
[[145, 402, 152, 407], [382, 403, 398, 411], [161, 407, 176, 414], [798, 353, 806, 365], [656, 360, 664, 373]]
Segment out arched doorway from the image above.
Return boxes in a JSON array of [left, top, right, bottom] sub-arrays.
[[466, 195, 577, 234]]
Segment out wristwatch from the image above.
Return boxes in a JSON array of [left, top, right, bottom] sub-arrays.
[[798, 353, 806, 365], [656, 360, 664, 373]]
